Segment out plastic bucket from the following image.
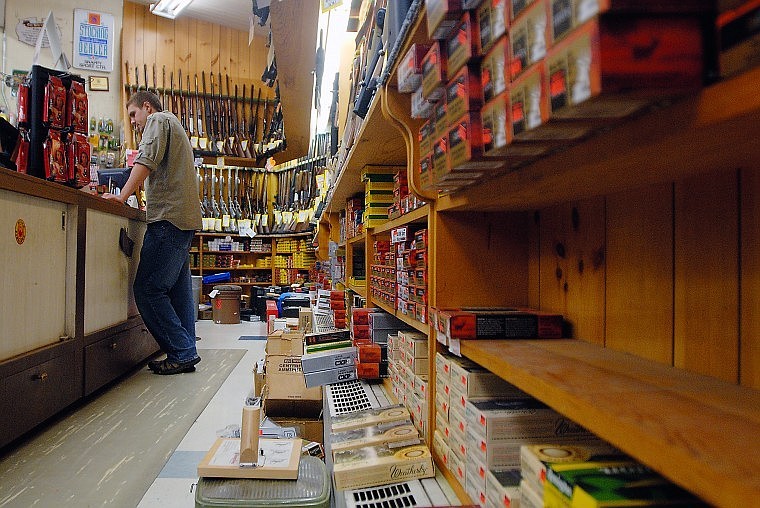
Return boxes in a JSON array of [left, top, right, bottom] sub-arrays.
[[192, 276, 203, 321]]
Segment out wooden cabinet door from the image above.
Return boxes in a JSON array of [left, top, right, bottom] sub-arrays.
[[84, 210, 130, 334], [0, 190, 70, 361]]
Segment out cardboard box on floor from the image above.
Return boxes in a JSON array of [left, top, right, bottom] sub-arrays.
[[266, 329, 305, 356], [257, 354, 322, 419]]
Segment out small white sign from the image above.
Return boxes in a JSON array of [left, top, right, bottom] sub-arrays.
[[73, 9, 114, 72]]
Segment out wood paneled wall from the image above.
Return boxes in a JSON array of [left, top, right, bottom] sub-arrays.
[[120, 1, 273, 145], [435, 167, 760, 390]]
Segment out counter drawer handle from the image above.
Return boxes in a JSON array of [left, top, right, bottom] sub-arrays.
[[110, 342, 118, 350], [34, 372, 48, 381]]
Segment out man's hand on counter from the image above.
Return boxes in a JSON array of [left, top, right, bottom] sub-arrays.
[[101, 192, 125, 204]]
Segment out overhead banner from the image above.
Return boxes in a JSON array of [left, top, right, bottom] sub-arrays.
[[73, 9, 114, 72]]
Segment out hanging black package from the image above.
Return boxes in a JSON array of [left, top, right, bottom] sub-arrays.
[[27, 65, 86, 180]]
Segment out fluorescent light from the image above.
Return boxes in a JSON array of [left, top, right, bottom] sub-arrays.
[[150, 0, 194, 19]]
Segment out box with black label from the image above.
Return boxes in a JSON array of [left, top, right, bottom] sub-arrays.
[[419, 153, 435, 192], [447, 12, 482, 76], [421, 42, 448, 101], [426, 0, 464, 39], [398, 43, 430, 93], [447, 112, 505, 174], [301, 347, 357, 373], [478, 0, 508, 52], [546, 16, 706, 121], [446, 65, 483, 125], [411, 85, 436, 118], [304, 365, 358, 387], [509, 0, 549, 81], [481, 36, 509, 104], [510, 63, 591, 142]]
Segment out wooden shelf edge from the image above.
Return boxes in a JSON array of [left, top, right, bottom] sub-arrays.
[[436, 66, 760, 213], [371, 204, 430, 234], [347, 283, 367, 298], [372, 298, 429, 334], [346, 233, 366, 246], [459, 339, 760, 507]]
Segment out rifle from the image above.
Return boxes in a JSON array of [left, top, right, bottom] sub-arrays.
[[125, 62, 132, 100], [197, 167, 206, 218], [135, 66, 141, 91], [219, 167, 230, 231], [252, 88, 262, 157], [202, 72, 214, 153], [226, 75, 237, 155], [240, 84, 252, 158], [162, 65, 167, 110], [217, 73, 228, 154], [195, 75, 207, 150], [209, 73, 219, 154], [187, 74, 195, 142], [227, 167, 238, 232], [178, 69, 188, 134], [354, 8, 386, 118], [152, 63, 157, 95], [170, 71, 177, 115], [144, 64, 149, 94], [210, 165, 221, 231]]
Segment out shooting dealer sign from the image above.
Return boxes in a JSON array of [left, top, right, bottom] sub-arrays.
[[73, 10, 114, 72]]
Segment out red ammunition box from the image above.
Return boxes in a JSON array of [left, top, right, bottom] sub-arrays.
[[411, 85, 436, 118], [510, 63, 590, 142], [512, 0, 540, 21], [398, 43, 430, 93], [414, 229, 429, 247], [358, 343, 382, 363], [546, 16, 706, 120], [510, 0, 549, 81], [478, 0, 509, 52], [426, 0, 463, 39], [447, 12, 481, 76], [353, 324, 371, 340], [419, 154, 435, 192], [481, 36, 509, 103], [421, 42, 448, 101], [432, 137, 449, 182], [446, 65, 484, 127], [482, 92, 553, 164], [444, 308, 563, 339], [433, 95, 449, 140], [356, 362, 381, 379], [447, 112, 505, 173], [550, 0, 713, 45], [419, 120, 434, 155], [333, 309, 347, 321]]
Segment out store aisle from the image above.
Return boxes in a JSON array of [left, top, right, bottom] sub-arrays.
[[0, 319, 267, 508]]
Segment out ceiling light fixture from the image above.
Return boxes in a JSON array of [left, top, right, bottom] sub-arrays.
[[150, 0, 195, 19]]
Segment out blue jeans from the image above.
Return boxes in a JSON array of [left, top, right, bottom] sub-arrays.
[[134, 221, 199, 364]]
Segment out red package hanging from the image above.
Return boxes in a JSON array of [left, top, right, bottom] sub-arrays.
[[44, 75, 66, 129], [68, 132, 91, 188], [67, 80, 88, 134], [17, 82, 30, 128], [45, 130, 68, 182], [14, 131, 30, 173]]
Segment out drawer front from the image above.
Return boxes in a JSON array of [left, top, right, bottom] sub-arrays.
[[84, 326, 158, 395], [0, 349, 81, 448]]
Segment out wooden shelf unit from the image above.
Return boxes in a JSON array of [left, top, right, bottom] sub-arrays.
[[320, 3, 760, 505]]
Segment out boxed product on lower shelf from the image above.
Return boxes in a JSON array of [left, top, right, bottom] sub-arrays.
[[332, 442, 435, 491]]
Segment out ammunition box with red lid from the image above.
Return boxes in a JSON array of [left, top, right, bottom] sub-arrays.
[[546, 15, 706, 121], [411, 85, 436, 118], [510, 63, 591, 142], [481, 36, 509, 103], [433, 95, 449, 139], [427, 0, 463, 39], [397, 43, 430, 93], [358, 343, 382, 363], [419, 120, 434, 154], [509, 0, 549, 81], [446, 65, 484, 125], [478, 0, 509, 52], [447, 12, 482, 76], [482, 91, 553, 164], [448, 112, 505, 173], [421, 42, 447, 101], [356, 361, 380, 379], [550, 0, 715, 45], [432, 137, 449, 182], [440, 308, 564, 339]]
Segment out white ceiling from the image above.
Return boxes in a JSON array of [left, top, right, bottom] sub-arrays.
[[131, 0, 255, 33]]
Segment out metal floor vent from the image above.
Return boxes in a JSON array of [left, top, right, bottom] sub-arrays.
[[343, 480, 431, 508], [325, 380, 378, 417]]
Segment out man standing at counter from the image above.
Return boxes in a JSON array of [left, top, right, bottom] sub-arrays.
[[103, 90, 202, 375]]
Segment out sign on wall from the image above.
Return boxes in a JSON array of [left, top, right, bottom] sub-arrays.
[[73, 9, 114, 72]]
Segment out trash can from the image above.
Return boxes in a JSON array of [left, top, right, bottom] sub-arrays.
[[212, 284, 242, 324], [195, 456, 330, 507], [192, 276, 203, 321]]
